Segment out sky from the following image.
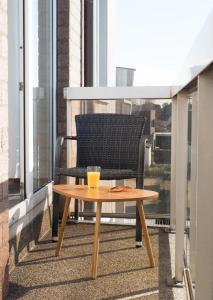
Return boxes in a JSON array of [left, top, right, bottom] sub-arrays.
[[115, 0, 213, 86]]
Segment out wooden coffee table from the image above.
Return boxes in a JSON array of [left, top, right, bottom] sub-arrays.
[[53, 184, 158, 279]]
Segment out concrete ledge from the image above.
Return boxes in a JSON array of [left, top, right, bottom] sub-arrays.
[[9, 183, 52, 237]]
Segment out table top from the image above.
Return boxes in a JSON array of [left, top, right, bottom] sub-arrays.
[[53, 185, 159, 202]]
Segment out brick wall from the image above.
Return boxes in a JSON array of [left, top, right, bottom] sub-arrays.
[[56, 0, 84, 215], [69, 0, 83, 87], [0, 0, 9, 298], [57, 0, 70, 142], [57, 0, 83, 171], [69, 0, 83, 167]]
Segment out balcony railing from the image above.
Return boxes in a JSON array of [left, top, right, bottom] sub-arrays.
[[63, 60, 213, 299], [65, 95, 171, 223]]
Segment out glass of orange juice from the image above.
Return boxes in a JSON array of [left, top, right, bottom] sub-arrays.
[[87, 166, 101, 188]]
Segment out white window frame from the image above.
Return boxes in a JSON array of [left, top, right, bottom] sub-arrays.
[[24, 0, 34, 198]]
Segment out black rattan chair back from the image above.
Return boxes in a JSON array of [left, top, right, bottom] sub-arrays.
[[75, 114, 146, 170]]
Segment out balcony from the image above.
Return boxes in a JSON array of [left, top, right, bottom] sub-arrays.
[[9, 52, 213, 297], [7, 45, 213, 300], [2, 1, 213, 300], [8, 88, 180, 298]]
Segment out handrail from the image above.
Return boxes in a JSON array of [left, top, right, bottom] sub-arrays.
[[63, 86, 172, 100]]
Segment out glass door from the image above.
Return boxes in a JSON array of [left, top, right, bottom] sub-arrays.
[[8, 0, 25, 207], [24, 0, 54, 196]]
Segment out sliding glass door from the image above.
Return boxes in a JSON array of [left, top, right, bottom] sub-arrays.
[[8, 0, 25, 207], [8, 0, 55, 205], [25, 0, 54, 196]]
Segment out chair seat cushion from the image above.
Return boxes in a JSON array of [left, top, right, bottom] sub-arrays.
[[60, 167, 137, 180]]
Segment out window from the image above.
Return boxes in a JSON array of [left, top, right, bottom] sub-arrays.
[[25, 0, 54, 195], [8, 0, 55, 206]]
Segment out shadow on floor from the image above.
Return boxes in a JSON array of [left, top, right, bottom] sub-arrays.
[[8, 224, 174, 300], [158, 229, 174, 299]]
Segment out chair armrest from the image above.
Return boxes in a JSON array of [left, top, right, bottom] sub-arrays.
[[64, 136, 77, 141], [53, 136, 77, 183]]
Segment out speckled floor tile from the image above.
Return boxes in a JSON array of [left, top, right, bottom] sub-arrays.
[[8, 224, 174, 300]]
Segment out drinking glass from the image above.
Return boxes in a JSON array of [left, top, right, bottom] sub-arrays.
[[87, 166, 101, 188]]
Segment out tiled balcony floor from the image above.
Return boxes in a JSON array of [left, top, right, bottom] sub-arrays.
[[8, 223, 175, 299]]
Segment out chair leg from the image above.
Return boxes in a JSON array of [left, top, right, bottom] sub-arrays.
[[136, 207, 142, 247], [74, 177, 79, 223], [52, 191, 60, 242], [55, 197, 71, 256], [136, 200, 155, 267], [136, 178, 143, 247], [91, 201, 102, 279]]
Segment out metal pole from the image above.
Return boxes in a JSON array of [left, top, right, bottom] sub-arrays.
[[170, 97, 177, 231], [175, 92, 188, 282], [189, 92, 198, 282]]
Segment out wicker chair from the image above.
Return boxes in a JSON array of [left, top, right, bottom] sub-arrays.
[[52, 114, 146, 246]]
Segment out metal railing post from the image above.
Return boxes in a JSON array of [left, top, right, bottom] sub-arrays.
[[175, 92, 188, 282], [170, 96, 177, 231], [189, 92, 198, 282]]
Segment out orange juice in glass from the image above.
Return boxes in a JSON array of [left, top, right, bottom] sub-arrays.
[[87, 166, 101, 188]]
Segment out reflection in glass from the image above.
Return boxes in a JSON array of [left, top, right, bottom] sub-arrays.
[[31, 0, 53, 192], [8, 0, 24, 207], [126, 100, 171, 220]]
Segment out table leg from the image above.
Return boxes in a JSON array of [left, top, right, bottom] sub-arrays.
[[91, 201, 102, 279], [74, 177, 79, 223], [55, 197, 71, 257], [136, 200, 155, 267]]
